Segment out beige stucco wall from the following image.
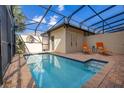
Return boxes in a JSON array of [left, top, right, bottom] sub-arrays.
[[50, 27, 66, 53], [85, 31, 124, 54], [50, 26, 85, 53], [66, 27, 84, 53]]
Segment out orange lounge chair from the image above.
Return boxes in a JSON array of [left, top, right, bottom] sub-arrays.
[[96, 42, 109, 55], [82, 42, 92, 54]]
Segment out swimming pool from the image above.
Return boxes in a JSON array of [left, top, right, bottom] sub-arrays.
[[25, 53, 107, 88]]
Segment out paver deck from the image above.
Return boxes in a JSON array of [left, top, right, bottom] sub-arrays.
[[1, 52, 124, 88]]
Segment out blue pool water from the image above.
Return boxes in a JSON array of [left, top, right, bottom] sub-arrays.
[[25, 53, 107, 88]]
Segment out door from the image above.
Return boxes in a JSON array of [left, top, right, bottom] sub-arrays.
[[51, 36, 54, 50]]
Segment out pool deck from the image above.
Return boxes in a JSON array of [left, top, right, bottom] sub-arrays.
[[1, 52, 124, 88]]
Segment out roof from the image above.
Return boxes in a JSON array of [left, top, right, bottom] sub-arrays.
[[42, 23, 95, 35]]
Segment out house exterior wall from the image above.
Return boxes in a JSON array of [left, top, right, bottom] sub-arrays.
[[66, 26, 84, 53], [50, 26, 66, 53], [49, 25, 86, 53], [85, 31, 124, 54]]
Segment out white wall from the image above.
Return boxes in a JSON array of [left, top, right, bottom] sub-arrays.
[[85, 31, 124, 54], [20, 35, 43, 54], [66, 27, 84, 53], [50, 26, 85, 53], [50, 27, 66, 53]]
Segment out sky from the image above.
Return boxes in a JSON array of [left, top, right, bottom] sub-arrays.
[[20, 5, 124, 34]]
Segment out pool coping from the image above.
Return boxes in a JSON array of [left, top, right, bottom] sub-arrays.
[[24, 52, 108, 64], [24, 52, 115, 88], [82, 59, 114, 88]]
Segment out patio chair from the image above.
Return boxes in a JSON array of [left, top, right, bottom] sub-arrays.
[[82, 42, 92, 54], [96, 42, 110, 55]]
